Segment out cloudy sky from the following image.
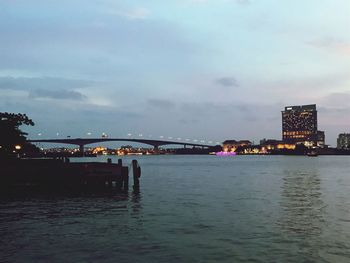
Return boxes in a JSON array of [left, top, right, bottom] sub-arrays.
[[1, 0, 350, 146]]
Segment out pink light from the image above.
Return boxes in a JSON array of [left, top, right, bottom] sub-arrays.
[[216, 151, 236, 156]]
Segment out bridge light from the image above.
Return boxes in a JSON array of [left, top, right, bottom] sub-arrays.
[[87, 132, 92, 136], [177, 138, 182, 140], [56, 133, 59, 136], [201, 140, 205, 143], [139, 134, 143, 137], [208, 141, 213, 144], [38, 133, 42, 136], [168, 137, 173, 140], [193, 139, 198, 142], [186, 139, 190, 141], [127, 133, 132, 137], [160, 136, 164, 139]]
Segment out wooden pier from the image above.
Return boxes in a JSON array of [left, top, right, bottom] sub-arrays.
[[0, 158, 141, 192]]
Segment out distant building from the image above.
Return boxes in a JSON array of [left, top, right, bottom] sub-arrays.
[[282, 104, 318, 147], [260, 139, 295, 151], [317, 131, 325, 148], [337, 133, 350, 149], [223, 140, 252, 152]]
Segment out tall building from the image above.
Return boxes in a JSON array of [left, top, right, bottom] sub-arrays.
[[282, 104, 318, 146], [337, 133, 350, 149]]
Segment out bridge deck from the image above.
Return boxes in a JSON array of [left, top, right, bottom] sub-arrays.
[[29, 138, 213, 148]]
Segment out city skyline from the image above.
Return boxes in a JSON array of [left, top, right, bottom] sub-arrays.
[[1, 0, 350, 146], [21, 103, 344, 148]]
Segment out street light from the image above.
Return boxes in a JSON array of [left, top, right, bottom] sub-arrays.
[[15, 145, 21, 158]]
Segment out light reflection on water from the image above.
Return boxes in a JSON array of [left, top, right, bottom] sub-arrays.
[[1, 155, 350, 262]]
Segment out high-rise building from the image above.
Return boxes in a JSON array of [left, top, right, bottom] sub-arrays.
[[337, 133, 350, 149], [282, 104, 318, 146]]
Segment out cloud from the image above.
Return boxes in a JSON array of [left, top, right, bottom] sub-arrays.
[[0, 76, 93, 90], [0, 76, 92, 101], [28, 89, 87, 101], [319, 92, 350, 108], [178, 118, 200, 124], [187, 0, 209, 3], [215, 77, 239, 87], [255, 73, 350, 101], [187, 0, 252, 4], [124, 7, 151, 20], [307, 37, 350, 56], [104, 6, 151, 20], [147, 98, 176, 109], [179, 101, 256, 119], [234, 0, 252, 5]]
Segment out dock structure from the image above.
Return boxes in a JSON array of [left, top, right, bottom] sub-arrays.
[[0, 158, 141, 192]]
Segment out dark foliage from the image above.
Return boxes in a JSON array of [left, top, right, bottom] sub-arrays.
[[0, 112, 38, 159]]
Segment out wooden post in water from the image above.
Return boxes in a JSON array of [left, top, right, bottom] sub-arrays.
[[132, 159, 141, 191], [79, 144, 84, 157], [122, 166, 129, 191], [118, 159, 122, 166], [116, 173, 123, 190], [106, 158, 112, 187]]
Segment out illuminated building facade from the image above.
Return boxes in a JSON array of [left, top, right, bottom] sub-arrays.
[[282, 104, 318, 146], [337, 133, 350, 149], [317, 131, 325, 148], [260, 139, 296, 151], [223, 140, 252, 152]]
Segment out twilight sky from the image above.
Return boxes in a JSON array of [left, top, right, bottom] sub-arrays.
[[1, 0, 350, 146]]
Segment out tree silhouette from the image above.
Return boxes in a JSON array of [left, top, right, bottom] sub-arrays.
[[0, 112, 36, 158]]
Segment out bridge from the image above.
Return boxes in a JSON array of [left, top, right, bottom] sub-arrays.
[[28, 138, 215, 154]]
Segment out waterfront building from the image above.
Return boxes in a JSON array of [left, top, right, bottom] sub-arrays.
[[317, 131, 325, 148], [282, 104, 318, 147], [223, 140, 252, 152], [337, 133, 350, 149], [259, 139, 296, 151]]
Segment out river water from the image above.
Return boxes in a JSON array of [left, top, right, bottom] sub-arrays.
[[1, 155, 350, 262]]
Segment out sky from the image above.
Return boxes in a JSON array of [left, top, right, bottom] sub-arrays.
[[0, 0, 350, 146]]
